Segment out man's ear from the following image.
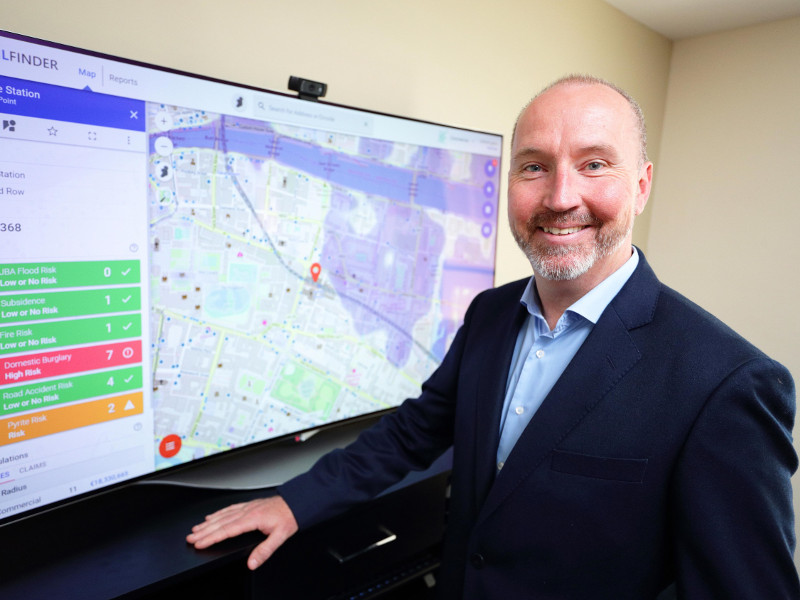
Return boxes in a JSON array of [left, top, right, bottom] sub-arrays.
[[635, 162, 653, 216]]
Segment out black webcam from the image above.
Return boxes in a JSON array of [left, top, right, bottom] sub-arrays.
[[288, 76, 327, 102]]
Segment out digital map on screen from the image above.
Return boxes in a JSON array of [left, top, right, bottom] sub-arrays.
[[147, 105, 499, 467]]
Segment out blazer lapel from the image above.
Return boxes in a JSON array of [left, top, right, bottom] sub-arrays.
[[469, 288, 529, 511]]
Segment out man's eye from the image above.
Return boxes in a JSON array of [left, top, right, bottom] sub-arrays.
[[587, 162, 604, 170], [524, 164, 542, 172]]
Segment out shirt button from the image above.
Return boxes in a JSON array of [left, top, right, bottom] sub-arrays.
[[535, 349, 545, 359], [515, 406, 524, 415], [470, 553, 485, 569], [497, 461, 504, 470]]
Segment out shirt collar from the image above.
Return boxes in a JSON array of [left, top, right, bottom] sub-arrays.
[[520, 247, 639, 326]]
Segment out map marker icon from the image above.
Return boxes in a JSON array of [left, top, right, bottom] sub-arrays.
[[310, 262, 321, 283]]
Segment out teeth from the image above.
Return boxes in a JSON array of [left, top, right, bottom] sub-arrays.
[[541, 226, 585, 235]]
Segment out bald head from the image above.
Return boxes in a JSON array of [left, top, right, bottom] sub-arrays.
[[512, 75, 648, 167]]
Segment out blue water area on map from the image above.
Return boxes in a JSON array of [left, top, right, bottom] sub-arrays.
[[154, 117, 493, 218], [273, 136, 421, 204], [204, 286, 251, 318]]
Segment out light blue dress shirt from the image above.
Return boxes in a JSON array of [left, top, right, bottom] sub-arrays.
[[496, 249, 640, 471]]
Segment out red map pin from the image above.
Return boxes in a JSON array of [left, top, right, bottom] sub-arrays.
[[310, 262, 321, 283]]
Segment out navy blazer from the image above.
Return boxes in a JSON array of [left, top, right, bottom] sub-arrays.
[[280, 252, 799, 599]]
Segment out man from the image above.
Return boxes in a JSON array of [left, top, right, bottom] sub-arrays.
[[188, 75, 799, 598]]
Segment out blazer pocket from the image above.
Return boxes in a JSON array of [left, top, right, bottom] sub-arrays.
[[551, 450, 648, 483]]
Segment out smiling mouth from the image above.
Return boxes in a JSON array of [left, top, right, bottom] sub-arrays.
[[540, 225, 588, 235]]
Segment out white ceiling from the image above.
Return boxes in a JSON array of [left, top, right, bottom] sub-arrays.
[[603, 0, 800, 40]]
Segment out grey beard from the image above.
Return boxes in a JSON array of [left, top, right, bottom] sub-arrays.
[[512, 213, 631, 281]]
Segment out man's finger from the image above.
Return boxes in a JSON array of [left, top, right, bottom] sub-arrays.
[[246, 528, 291, 570], [187, 506, 260, 547]]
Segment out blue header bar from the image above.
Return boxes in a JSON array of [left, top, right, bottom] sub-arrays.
[[0, 76, 145, 131]]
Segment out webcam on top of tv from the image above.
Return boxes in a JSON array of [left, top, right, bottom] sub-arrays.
[[288, 76, 327, 102]]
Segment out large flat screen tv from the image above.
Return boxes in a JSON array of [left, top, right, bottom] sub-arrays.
[[0, 30, 501, 524]]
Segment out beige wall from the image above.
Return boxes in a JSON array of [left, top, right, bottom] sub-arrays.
[[648, 16, 800, 563], [3, 0, 672, 286]]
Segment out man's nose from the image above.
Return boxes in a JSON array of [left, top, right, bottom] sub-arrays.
[[543, 169, 581, 213]]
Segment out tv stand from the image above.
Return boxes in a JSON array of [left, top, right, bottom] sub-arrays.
[[0, 419, 450, 600]]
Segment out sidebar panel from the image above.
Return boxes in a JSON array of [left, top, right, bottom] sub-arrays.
[[0, 78, 151, 518]]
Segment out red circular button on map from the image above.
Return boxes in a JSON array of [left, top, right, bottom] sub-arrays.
[[159, 434, 182, 458]]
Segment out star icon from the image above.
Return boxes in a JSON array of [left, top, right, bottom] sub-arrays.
[[48, 126, 58, 136]]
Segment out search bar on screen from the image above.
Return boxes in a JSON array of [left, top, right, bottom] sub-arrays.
[[253, 94, 373, 136]]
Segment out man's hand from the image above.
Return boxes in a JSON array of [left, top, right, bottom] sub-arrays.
[[186, 495, 299, 570]]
